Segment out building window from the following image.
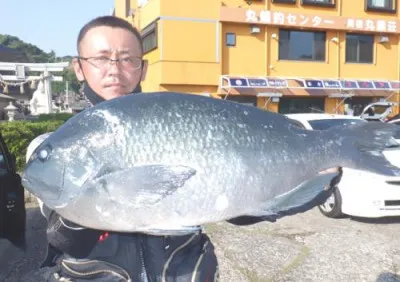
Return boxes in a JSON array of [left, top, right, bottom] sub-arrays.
[[302, 0, 335, 7], [226, 33, 236, 47], [279, 29, 326, 61], [345, 33, 374, 64], [272, 0, 296, 3], [278, 97, 325, 114], [344, 97, 374, 116], [365, 0, 396, 13], [142, 21, 158, 54]]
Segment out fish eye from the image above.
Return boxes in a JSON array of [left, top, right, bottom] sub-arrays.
[[37, 145, 52, 162]]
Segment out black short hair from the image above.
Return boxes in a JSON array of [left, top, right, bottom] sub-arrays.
[[77, 16, 143, 55]]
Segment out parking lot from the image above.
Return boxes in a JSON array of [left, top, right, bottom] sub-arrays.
[[206, 208, 400, 282], [1, 205, 400, 282]]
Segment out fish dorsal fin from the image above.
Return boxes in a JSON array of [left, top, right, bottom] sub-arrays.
[[88, 164, 196, 207]]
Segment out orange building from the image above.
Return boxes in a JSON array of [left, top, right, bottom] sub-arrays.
[[114, 0, 400, 115]]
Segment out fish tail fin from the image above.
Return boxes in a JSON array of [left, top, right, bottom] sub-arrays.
[[324, 121, 400, 176]]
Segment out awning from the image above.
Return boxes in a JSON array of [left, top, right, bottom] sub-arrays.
[[218, 76, 399, 98], [219, 87, 341, 96], [342, 89, 394, 97]]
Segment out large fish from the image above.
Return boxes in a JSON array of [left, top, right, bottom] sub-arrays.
[[22, 92, 400, 234]]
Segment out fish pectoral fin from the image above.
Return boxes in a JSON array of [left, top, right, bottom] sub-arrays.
[[90, 164, 196, 206], [247, 171, 340, 222]]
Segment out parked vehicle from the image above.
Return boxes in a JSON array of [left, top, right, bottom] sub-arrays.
[[286, 113, 400, 219], [0, 131, 25, 247], [357, 101, 397, 122]]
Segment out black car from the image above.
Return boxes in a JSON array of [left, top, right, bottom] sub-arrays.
[[0, 130, 26, 248]]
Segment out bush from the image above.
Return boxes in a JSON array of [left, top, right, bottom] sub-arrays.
[[0, 120, 66, 172], [34, 113, 74, 123]]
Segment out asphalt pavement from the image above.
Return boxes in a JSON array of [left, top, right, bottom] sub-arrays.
[[1, 206, 400, 282], [0, 206, 47, 282]]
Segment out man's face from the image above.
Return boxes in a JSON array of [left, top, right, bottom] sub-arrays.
[[73, 26, 147, 100]]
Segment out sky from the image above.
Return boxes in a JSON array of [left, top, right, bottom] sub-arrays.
[[0, 0, 115, 57]]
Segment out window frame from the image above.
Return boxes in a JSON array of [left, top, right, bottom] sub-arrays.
[[345, 33, 374, 64], [278, 97, 326, 114], [226, 33, 236, 47], [301, 0, 336, 8], [365, 0, 397, 13], [278, 29, 327, 62], [141, 21, 158, 54]]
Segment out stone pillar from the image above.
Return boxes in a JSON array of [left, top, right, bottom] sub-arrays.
[[43, 70, 53, 114]]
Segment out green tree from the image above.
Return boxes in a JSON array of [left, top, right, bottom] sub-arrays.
[[0, 34, 80, 94], [0, 34, 72, 63], [0, 34, 53, 63], [0, 119, 68, 172]]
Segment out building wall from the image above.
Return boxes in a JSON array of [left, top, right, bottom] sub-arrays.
[[222, 23, 267, 76], [138, 0, 161, 28], [115, 0, 400, 114], [159, 84, 218, 95], [160, 18, 220, 86], [160, 0, 221, 19]]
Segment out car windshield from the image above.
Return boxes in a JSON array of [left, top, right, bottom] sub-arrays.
[[308, 119, 366, 130]]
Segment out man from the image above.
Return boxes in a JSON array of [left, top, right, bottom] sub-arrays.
[[25, 15, 303, 282], [25, 16, 221, 282]]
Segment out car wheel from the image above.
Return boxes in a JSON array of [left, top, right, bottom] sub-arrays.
[[318, 187, 343, 218]]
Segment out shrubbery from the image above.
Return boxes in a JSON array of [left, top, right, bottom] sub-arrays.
[[33, 113, 74, 123], [0, 113, 73, 172]]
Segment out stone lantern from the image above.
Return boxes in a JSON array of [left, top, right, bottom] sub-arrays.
[[5, 102, 18, 121]]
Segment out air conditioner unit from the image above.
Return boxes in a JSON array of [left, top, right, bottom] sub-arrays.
[[250, 25, 261, 34], [378, 36, 389, 43]]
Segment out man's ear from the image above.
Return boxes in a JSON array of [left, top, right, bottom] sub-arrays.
[[72, 57, 85, 82], [140, 59, 148, 81]]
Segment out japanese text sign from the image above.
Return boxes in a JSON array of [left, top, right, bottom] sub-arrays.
[[220, 7, 400, 34]]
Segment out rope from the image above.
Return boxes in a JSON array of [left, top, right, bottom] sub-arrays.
[[0, 73, 51, 93]]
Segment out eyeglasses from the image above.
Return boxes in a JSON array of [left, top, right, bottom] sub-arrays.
[[77, 56, 143, 70]]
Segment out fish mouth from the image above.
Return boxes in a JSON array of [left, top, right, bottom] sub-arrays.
[[23, 146, 101, 210], [21, 176, 65, 208], [21, 162, 68, 209]]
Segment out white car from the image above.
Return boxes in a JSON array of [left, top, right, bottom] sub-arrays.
[[285, 113, 400, 219]]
